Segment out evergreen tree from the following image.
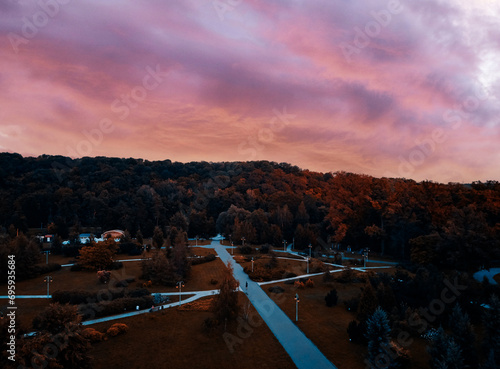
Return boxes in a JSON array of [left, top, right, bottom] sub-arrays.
[[428, 326, 464, 369], [482, 349, 498, 369], [483, 295, 500, 358], [365, 307, 392, 368], [449, 304, 477, 367], [211, 261, 240, 324]]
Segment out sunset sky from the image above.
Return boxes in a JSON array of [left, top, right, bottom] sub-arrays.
[[0, 0, 499, 183]]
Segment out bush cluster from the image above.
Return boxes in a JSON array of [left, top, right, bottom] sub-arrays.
[[79, 295, 153, 320], [191, 253, 216, 265]]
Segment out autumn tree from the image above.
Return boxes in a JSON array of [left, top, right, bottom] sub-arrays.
[[152, 225, 164, 249], [33, 303, 81, 334], [77, 239, 118, 270], [141, 250, 175, 286], [172, 229, 190, 278], [23, 303, 91, 369], [211, 261, 240, 324]]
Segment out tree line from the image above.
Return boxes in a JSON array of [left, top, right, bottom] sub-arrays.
[[0, 153, 499, 271]]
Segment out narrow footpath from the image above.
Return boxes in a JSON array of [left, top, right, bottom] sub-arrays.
[[212, 241, 338, 369]]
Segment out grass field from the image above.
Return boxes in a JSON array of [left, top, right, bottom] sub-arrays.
[[263, 274, 430, 369], [90, 294, 296, 369]]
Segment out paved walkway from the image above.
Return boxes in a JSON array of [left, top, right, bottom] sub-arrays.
[[212, 241, 337, 369], [473, 268, 500, 284]]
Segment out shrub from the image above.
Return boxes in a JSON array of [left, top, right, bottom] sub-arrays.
[[97, 270, 111, 284], [335, 268, 354, 283], [259, 244, 270, 254], [305, 279, 315, 288], [118, 242, 140, 255], [51, 290, 94, 305], [106, 323, 129, 337], [126, 288, 150, 298], [202, 317, 218, 334], [114, 277, 135, 288], [82, 328, 106, 342], [239, 245, 253, 254], [310, 259, 327, 273], [142, 280, 152, 288], [322, 271, 334, 282], [325, 289, 338, 307], [294, 281, 305, 289], [191, 254, 217, 266], [268, 286, 285, 294]]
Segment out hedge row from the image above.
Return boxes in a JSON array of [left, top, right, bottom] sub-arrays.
[[51, 288, 150, 305], [79, 295, 154, 320], [190, 254, 216, 266]]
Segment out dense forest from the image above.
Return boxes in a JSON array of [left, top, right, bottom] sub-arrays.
[[1, 153, 499, 271]]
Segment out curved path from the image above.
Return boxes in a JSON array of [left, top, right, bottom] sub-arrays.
[[473, 268, 500, 285], [212, 241, 337, 369]]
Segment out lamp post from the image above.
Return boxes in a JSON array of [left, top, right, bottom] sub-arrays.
[[307, 257, 309, 274], [43, 250, 50, 264], [283, 240, 286, 252], [176, 281, 185, 306], [308, 244, 312, 258], [44, 276, 52, 297], [251, 257, 254, 273], [294, 293, 300, 322], [231, 242, 234, 255], [364, 249, 370, 268]]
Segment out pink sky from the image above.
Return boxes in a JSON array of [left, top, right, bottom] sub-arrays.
[[0, 0, 499, 183]]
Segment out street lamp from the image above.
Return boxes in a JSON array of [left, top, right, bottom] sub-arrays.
[[283, 240, 286, 252], [44, 276, 52, 297], [294, 293, 300, 322], [231, 241, 234, 255], [307, 257, 310, 274], [308, 244, 312, 258], [42, 250, 50, 264], [176, 281, 185, 306], [251, 257, 254, 273], [363, 249, 370, 268]]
